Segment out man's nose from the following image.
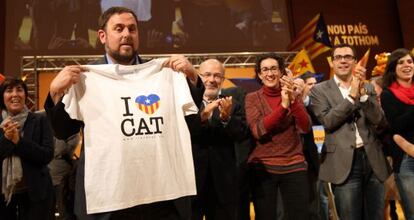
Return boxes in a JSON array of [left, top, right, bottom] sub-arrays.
[[206, 78, 216, 84], [121, 28, 131, 36]]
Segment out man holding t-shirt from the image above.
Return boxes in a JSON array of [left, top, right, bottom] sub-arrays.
[[44, 6, 204, 220]]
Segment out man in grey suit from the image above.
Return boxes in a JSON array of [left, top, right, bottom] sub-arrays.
[[310, 43, 390, 220]]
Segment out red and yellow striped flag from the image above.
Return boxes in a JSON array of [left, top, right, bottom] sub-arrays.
[[288, 13, 332, 60]]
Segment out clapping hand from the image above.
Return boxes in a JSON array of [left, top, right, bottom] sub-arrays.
[[200, 99, 220, 122], [350, 64, 367, 99], [2, 117, 20, 144], [280, 69, 295, 108], [218, 96, 232, 122], [293, 78, 305, 100]]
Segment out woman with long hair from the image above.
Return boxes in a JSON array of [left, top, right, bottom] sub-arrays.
[[381, 48, 414, 220]]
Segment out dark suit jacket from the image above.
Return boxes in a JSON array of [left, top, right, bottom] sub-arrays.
[[381, 88, 414, 172], [310, 79, 390, 184], [191, 87, 250, 204], [302, 105, 320, 177], [0, 112, 54, 201], [44, 55, 204, 220], [223, 87, 254, 166]]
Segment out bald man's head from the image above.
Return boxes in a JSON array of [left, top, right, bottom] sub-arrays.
[[199, 59, 225, 101], [199, 59, 225, 74]]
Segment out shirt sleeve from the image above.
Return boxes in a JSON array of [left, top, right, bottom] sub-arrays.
[[173, 71, 199, 116], [62, 76, 85, 121]]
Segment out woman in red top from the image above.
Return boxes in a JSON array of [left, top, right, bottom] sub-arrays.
[[381, 48, 414, 219], [245, 53, 311, 220]]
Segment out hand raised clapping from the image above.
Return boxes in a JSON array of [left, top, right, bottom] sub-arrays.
[[280, 69, 295, 108], [350, 64, 367, 99], [2, 117, 20, 144], [200, 96, 233, 122], [218, 96, 232, 122]]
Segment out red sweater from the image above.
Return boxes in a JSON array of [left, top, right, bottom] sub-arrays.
[[262, 86, 310, 133], [245, 86, 311, 174]]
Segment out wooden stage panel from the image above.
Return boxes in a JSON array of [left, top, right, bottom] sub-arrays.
[[38, 71, 58, 110]]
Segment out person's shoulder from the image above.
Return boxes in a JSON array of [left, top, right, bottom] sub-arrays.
[[312, 79, 332, 93], [315, 79, 331, 89], [245, 89, 262, 100]]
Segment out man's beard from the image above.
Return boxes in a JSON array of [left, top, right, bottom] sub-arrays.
[[109, 49, 137, 64]]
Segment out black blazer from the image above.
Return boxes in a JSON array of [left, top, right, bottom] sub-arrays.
[[191, 87, 250, 204], [44, 55, 204, 219], [302, 104, 320, 176], [0, 112, 54, 201], [381, 88, 414, 172], [223, 87, 254, 166]]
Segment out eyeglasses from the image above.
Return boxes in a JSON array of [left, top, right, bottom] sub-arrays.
[[201, 72, 224, 79], [333, 54, 355, 61], [260, 66, 280, 74]]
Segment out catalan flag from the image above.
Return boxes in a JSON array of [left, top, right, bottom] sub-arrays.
[[135, 94, 161, 115], [288, 13, 332, 60], [288, 49, 315, 77]]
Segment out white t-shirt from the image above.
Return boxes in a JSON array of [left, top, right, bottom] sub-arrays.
[[62, 59, 197, 214]]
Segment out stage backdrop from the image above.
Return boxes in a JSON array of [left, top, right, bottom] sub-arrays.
[[3, 0, 291, 75], [397, 0, 414, 50], [1, 0, 413, 77], [289, 0, 404, 76]]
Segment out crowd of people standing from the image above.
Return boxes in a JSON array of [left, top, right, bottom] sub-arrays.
[[1, 5, 414, 220]]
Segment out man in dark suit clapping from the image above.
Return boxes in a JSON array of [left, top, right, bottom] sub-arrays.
[[191, 59, 251, 220]]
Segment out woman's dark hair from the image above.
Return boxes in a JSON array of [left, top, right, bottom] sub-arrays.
[[0, 78, 28, 109], [382, 48, 414, 88], [254, 53, 285, 84], [300, 71, 316, 82]]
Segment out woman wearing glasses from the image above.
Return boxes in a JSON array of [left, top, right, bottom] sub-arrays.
[[381, 48, 414, 220], [244, 53, 310, 219]]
